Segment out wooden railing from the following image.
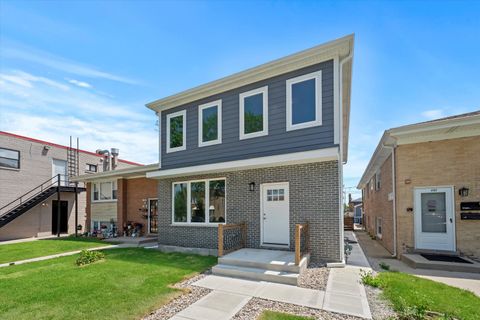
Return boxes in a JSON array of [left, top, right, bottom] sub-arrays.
[[218, 222, 247, 257], [344, 217, 354, 230], [295, 223, 310, 265]]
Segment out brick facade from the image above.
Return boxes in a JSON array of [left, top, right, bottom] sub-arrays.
[[157, 161, 341, 262], [395, 136, 480, 258], [362, 154, 395, 254]]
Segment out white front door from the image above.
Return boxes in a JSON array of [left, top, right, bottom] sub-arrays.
[[52, 159, 67, 186], [261, 182, 289, 246], [414, 187, 455, 251]]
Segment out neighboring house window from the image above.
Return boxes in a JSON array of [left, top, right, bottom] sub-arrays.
[[286, 70, 322, 131], [370, 179, 374, 191], [92, 181, 117, 202], [376, 217, 382, 238], [166, 110, 187, 153], [198, 100, 222, 147], [375, 171, 381, 190], [239, 86, 268, 139], [0, 147, 20, 169], [172, 178, 226, 224], [85, 164, 97, 173]]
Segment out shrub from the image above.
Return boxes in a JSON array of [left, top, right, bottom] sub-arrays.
[[379, 262, 390, 271], [75, 250, 105, 266], [360, 270, 382, 288]]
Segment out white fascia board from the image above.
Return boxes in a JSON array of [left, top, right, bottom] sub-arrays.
[[146, 147, 339, 179]]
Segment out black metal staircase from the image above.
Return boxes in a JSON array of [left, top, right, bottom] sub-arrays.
[[0, 175, 85, 229]]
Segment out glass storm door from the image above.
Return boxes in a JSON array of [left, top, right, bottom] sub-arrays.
[[148, 199, 158, 234], [261, 182, 290, 246], [414, 187, 455, 251]]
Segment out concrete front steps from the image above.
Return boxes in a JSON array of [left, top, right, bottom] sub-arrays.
[[212, 248, 309, 286], [401, 253, 480, 274]]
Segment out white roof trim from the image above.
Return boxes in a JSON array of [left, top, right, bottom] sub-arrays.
[[147, 147, 339, 179], [72, 163, 159, 182], [146, 34, 354, 112]]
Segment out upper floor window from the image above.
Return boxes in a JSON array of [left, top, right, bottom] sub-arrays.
[[85, 163, 97, 173], [0, 147, 20, 169], [92, 181, 117, 202], [198, 100, 222, 147], [286, 71, 322, 131], [375, 171, 381, 191], [166, 110, 186, 153], [239, 86, 268, 140]]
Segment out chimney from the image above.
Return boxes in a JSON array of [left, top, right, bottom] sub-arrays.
[[96, 149, 111, 171], [111, 148, 119, 170]]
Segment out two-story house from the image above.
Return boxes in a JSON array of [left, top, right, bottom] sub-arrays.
[[74, 35, 354, 270]]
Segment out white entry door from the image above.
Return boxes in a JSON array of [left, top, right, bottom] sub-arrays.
[[52, 159, 67, 186], [261, 182, 289, 246], [414, 187, 455, 251]]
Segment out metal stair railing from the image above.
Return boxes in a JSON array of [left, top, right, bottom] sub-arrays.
[[0, 174, 61, 218]]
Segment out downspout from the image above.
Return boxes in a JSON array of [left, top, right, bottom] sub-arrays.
[[338, 48, 353, 264], [382, 144, 397, 258]]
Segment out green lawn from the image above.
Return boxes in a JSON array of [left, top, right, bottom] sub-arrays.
[[0, 237, 107, 264], [372, 271, 480, 320], [259, 311, 313, 320], [0, 248, 216, 320]]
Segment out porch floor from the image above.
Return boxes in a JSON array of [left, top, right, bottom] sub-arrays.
[[221, 248, 298, 268]]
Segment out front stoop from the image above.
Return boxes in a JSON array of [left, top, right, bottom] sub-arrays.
[[401, 254, 480, 273], [212, 248, 309, 285]]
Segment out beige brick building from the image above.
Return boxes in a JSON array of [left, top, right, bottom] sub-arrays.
[[358, 111, 480, 259], [0, 131, 140, 241]]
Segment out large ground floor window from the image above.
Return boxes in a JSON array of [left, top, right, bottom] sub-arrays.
[[172, 178, 226, 224]]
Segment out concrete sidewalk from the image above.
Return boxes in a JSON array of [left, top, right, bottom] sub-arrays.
[[0, 244, 118, 268], [355, 230, 480, 296]]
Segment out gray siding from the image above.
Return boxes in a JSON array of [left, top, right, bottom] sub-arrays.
[[157, 161, 341, 262], [161, 60, 335, 169]]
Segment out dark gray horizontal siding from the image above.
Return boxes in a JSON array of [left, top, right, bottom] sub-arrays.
[[161, 60, 336, 169]]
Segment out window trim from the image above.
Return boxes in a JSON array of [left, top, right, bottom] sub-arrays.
[[166, 110, 187, 153], [239, 86, 269, 140], [92, 180, 117, 203], [85, 163, 97, 173], [375, 171, 381, 191], [198, 99, 222, 147], [171, 178, 226, 226], [286, 70, 322, 131], [0, 147, 20, 170]]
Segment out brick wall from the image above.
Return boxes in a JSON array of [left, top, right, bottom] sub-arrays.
[[362, 154, 395, 254], [124, 177, 158, 234], [395, 136, 480, 258], [157, 161, 341, 262]]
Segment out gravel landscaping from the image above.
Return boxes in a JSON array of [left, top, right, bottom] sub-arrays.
[[364, 285, 397, 320], [142, 272, 212, 320], [298, 262, 329, 290], [232, 297, 363, 320]]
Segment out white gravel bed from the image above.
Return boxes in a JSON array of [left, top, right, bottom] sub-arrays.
[[365, 285, 397, 320], [232, 297, 363, 320], [298, 262, 329, 290], [142, 272, 211, 320]]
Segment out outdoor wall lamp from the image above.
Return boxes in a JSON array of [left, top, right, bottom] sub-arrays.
[[459, 187, 469, 197], [249, 182, 256, 192]]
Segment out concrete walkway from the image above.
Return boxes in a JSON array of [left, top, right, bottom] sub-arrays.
[[355, 230, 480, 296], [0, 244, 118, 268]]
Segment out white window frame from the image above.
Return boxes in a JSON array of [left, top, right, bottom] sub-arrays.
[[166, 110, 187, 153], [375, 171, 381, 191], [171, 178, 226, 226], [376, 217, 382, 239], [92, 180, 117, 203], [198, 99, 222, 147], [286, 70, 322, 131], [239, 86, 269, 140]]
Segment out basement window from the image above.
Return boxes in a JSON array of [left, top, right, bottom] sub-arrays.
[[0, 147, 20, 169]]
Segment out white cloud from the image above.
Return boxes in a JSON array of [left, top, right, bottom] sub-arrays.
[[2, 43, 138, 85], [421, 109, 444, 120], [68, 79, 92, 88]]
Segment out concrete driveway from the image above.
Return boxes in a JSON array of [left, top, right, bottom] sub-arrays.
[[354, 230, 480, 296]]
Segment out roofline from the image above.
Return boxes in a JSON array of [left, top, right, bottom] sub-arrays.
[[0, 131, 143, 166], [357, 111, 480, 189], [146, 34, 354, 112], [72, 163, 159, 181]]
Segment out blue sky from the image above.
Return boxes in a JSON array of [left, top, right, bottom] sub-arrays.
[[1, 1, 479, 198]]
